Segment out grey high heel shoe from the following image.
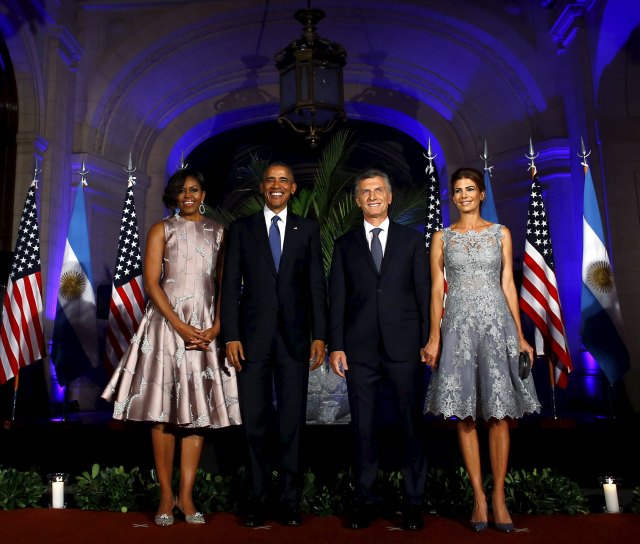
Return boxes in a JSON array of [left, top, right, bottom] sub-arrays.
[[470, 521, 488, 532], [495, 522, 514, 533], [470, 499, 488, 532]]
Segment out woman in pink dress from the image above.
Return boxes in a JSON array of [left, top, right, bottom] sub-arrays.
[[102, 168, 240, 526]]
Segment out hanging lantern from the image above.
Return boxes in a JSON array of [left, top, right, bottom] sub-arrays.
[[275, 7, 347, 148]]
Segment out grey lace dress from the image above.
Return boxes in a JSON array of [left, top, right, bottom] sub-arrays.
[[102, 215, 241, 428], [425, 224, 540, 420]]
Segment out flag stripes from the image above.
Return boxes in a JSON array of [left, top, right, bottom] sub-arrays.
[[519, 172, 572, 388], [0, 181, 45, 384], [105, 278, 144, 365], [580, 162, 629, 384], [520, 244, 572, 386], [104, 183, 145, 370], [51, 175, 100, 386]]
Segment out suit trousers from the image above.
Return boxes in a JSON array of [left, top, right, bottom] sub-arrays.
[[237, 330, 309, 508], [345, 352, 427, 507]]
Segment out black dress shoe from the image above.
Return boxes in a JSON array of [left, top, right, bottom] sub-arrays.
[[280, 507, 302, 526], [243, 507, 265, 527], [348, 504, 374, 529], [402, 505, 425, 531]]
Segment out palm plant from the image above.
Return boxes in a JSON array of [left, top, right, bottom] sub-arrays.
[[205, 129, 428, 275]]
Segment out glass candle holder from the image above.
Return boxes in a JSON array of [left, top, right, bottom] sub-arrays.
[[47, 473, 69, 509], [599, 476, 622, 513]]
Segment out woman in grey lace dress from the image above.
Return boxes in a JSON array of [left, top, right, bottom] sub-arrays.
[[102, 169, 240, 526], [423, 167, 540, 533]]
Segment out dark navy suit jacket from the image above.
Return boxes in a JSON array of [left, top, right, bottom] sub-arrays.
[[221, 210, 327, 362], [328, 221, 430, 362]]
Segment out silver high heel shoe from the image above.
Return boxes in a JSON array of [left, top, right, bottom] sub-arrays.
[[175, 499, 205, 524], [154, 512, 174, 527]]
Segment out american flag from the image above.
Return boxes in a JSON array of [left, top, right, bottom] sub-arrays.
[[0, 179, 45, 384], [519, 169, 572, 388], [423, 153, 443, 252], [104, 177, 145, 370]]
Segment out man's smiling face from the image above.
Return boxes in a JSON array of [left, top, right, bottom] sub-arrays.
[[261, 165, 296, 214], [355, 176, 392, 222]]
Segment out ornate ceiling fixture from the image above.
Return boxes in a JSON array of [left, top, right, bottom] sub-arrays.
[[275, 4, 347, 148]]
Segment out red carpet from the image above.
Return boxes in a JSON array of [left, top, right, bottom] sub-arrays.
[[1, 509, 638, 544]]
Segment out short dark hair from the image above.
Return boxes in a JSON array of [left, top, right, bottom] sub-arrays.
[[162, 168, 205, 209], [354, 168, 393, 193], [449, 167, 485, 194], [262, 161, 294, 183]]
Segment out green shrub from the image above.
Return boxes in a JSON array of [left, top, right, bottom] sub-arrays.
[[192, 469, 233, 513], [505, 468, 589, 515], [74, 464, 148, 512], [425, 466, 476, 515], [301, 469, 354, 516], [0, 462, 599, 516], [0, 467, 46, 509]]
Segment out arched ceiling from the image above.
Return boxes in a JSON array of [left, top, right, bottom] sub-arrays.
[[79, 0, 551, 173]]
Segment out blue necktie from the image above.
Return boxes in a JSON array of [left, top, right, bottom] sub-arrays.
[[371, 228, 383, 272], [269, 215, 282, 272]]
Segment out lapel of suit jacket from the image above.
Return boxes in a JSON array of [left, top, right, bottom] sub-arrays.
[[279, 211, 298, 272], [379, 221, 399, 276], [251, 211, 277, 277], [358, 225, 380, 276]]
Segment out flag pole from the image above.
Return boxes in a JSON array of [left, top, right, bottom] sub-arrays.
[[62, 384, 69, 422], [607, 383, 616, 420], [579, 136, 591, 176], [480, 139, 492, 176], [10, 372, 19, 421], [546, 356, 558, 420]]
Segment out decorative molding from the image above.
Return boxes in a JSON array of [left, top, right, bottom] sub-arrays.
[[548, 0, 596, 52], [48, 25, 82, 69]]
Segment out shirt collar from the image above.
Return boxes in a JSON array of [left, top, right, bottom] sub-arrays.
[[363, 216, 390, 233], [264, 205, 288, 223]]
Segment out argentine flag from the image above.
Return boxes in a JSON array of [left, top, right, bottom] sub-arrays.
[[580, 165, 629, 384], [481, 168, 499, 223], [51, 181, 99, 386]]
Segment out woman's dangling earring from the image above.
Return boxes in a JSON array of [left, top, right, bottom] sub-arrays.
[[174, 207, 180, 218], [199, 202, 206, 214]]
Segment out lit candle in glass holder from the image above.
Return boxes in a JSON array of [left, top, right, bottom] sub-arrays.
[[601, 476, 620, 513], [47, 473, 69, 509]]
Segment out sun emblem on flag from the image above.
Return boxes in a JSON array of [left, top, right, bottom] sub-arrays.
[[59, 271, 86, 300], [586, 260, 614, 293]]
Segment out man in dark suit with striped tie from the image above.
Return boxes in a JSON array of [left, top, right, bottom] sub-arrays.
[[328, 167, 430, 531], [221, 162, 327, 527]]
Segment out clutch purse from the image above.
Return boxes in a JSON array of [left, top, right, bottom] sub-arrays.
[[518, 351, 531, 380]]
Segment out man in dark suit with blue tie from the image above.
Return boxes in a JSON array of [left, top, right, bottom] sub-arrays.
[[329, 168, 429, 531], [221, 162, 327, 527]]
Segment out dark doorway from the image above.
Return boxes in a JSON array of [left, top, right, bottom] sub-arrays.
[[185, 119, 431, 209], [0, 32, 18, 283]]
